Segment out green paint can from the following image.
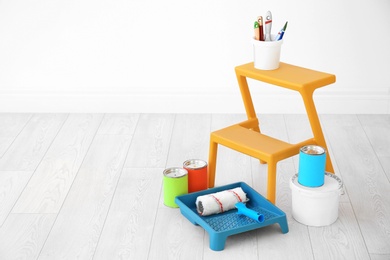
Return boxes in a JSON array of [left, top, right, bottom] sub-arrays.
[[163, 167, 188, 208]]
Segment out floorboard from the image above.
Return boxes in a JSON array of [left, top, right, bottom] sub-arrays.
[[148, 207, 205, 259], [309, 202, 370, 260], [0, 171, 33, 226], [96, 114, 139, 135], [322, 115, 390, 255], [358, 114, 390, 181], [0, 114, 32, 157], [166, 114, 210, 167], [124, 114, 175, 168], [38, 134, 132, 259], [0, 213, 56, 259], [12, 114, 103, 214], [94, 168, 162, 259], [0, 113, 388, 259], [0, 114, 67, 171]]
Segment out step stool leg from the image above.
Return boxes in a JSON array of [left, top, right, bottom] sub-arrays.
[[266, 160, 277, 204], [301, 90, 334, 173], [250, 126, 267, 165], [208, 138, 218, 188], [236, 74, 266, 165], [325, 153, 334, 173]]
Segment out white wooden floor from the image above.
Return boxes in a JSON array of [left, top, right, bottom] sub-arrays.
[[0, 113, 389, 260]]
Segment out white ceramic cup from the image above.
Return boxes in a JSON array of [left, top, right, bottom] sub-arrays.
[[252, 35, 283, 70]]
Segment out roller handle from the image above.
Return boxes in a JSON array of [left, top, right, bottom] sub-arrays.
[[235, 202, 264, 223]]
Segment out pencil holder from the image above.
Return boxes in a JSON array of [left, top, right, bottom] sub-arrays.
[[252, 35, 283, 70]]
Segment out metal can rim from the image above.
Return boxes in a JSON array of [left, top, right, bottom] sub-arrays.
[[163, 167, 188, 178], [300, 145, 325, 155], [183, 159, 208, 169]]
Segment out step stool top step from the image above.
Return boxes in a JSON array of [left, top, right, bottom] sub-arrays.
[[235, 62, 336, 92]]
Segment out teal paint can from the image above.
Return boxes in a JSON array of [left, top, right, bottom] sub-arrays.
[[298, 145, 326, 187]]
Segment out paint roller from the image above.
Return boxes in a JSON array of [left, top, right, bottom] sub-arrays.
[[195, 187, 265, 223]]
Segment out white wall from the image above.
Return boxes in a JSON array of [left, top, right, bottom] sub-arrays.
[[1, 0, 389, 113]]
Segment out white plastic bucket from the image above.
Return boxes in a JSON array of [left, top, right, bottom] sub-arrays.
[[290, 172, 344, 226], [252, 35, 283, 70]]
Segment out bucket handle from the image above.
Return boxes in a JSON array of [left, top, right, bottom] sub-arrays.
[[339, 183, 345, 195], [326, 172, 345, 195]]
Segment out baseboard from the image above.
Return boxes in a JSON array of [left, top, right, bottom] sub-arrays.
[[1, 88, 389, 114]]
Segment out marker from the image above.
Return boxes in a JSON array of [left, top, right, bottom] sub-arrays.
[[264, 11, 272, 41], [257, 16, 264, 41], [254, 21, 260, 41], [275, 21, 288, 41]]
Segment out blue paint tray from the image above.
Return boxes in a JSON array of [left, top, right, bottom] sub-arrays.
[[175, 182, 288, 251]]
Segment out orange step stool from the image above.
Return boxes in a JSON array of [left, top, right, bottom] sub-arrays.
[[208, 62, 336, 204]]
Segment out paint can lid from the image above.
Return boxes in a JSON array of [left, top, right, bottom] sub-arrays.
[[183, 159, 207, 169], [300, 145, 325, 155], [163, 167, 188, 178]]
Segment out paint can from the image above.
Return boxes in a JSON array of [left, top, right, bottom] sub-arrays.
[[163, 167, 188, 208], [183, 159, 208, 193], [298, 145, 326, 187]]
